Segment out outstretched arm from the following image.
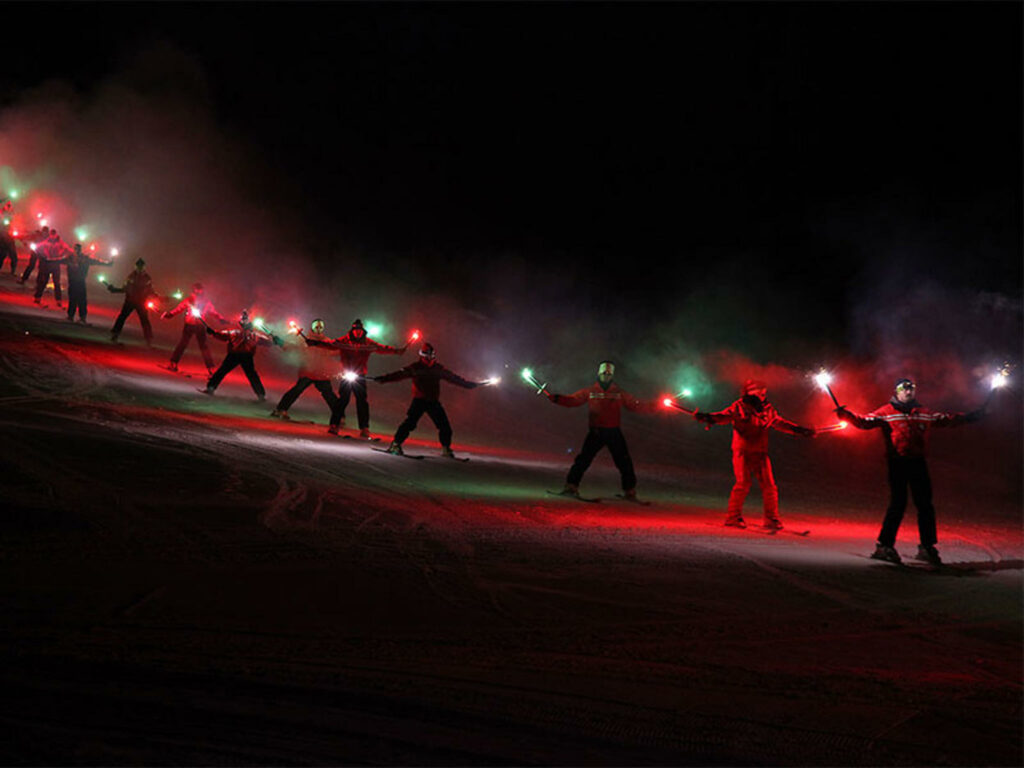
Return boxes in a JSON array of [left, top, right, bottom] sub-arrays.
[[373, 366, 414, 384], [439, 366, 479, 389], [927, 407, 984, 428], [693, 403, 738, 426], [772, 415, 816, 437], [834, 406, 882, 430], [368, 339, 405, 356], [546, 388, 589, 407], [621, 390, 662, 414]]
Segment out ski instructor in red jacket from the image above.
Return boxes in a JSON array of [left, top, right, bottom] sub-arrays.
[[546, 360, 658, 501], [694, 379, 816, 531], [305, 318, 407, 439], [835, 377, 983, 566]]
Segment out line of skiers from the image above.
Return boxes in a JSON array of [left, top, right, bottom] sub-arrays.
[[542, 360, 987, 566], [3, 245, 993, 566]]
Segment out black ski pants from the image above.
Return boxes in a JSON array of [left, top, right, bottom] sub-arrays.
[[207, 352, 265, 397], [19, 252, 38, 282], [331, 374, 370, 429], [567, 426, 637, 491], [66, 280, 88, 321], [0, 239, 16, 274], [33, 260, 61, 302], [878, 456, 937, 547], [111, 300, 153, 343], [170, 324, 214, 368], [393, 398, 453, 447], [276, 377, 338, 413]]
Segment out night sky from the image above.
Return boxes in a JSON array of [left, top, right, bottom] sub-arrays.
[[2, 1, 1021, 366]]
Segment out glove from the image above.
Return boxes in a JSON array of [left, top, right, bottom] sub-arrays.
[[965, 408, 985, 423], [693, 411, 713, 424], [105, 283, 116, 293], [370, 375, 383, 383], [801, 426, 817, 438], [161, 311, 172, 320], [544, 390, 557, 402], [834, 405, 852, 420]]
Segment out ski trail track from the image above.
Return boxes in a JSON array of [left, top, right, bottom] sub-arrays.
[[1, 302, 1021, 766]]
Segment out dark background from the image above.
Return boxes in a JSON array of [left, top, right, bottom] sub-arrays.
[[2, 1, 1021, 366]]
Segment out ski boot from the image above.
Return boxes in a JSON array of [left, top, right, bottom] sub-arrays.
[[558, 483, 580, 498], [441, 446, 458, 459], [914, 544, 942, 566], [167, 362, 178, 372], [358, 428, 372, 440], [199, 386, 215, 396], [387, 441, 404, 456], [326, 424, 339, 435], [763, 517, 784, 531], [256, 394, 266, 403], [270, 409, 290, 420], [622, 488, 637, 500], [724, 515, 746, 529], [869, 544, 902, 564]]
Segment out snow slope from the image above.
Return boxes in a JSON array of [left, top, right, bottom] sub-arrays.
[[1, 279, 1021, 766]]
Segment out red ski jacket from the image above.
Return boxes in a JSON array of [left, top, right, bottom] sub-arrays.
[[37, 235, 72, 263], [166, 294, 226, 327], [296, 331, 338, 380], [838, 400, 977, 458], [701, 397, 813, 453], [208, 327, 274, 355], [111, 270, 155, 305], [549, 382, 657, 428], [307, 332, 404, 375], [376, 360, 477, 401]]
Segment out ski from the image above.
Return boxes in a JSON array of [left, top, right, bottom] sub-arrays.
[[341, 434, 382, 443], [546, 490, 601, 503], [704, 522, 810, 536], [756, 526, 811, 537], [438, 454, 471, 463], [158, 363, 194, 378], [371, 447, 425, 460], [857, 553, 944, 571], [615, 494, 651, 506]]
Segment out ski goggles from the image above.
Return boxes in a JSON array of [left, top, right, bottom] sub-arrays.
[[895, 380, 916, 393]]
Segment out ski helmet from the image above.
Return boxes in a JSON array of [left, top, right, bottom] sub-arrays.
[[419, 342, 436, 360], [598, 361, 615, 377], [895, 378, 915, 392], [742, 379, 768, 396], [311, 318, 325, 334]]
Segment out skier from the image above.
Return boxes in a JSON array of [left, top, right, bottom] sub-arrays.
[[17, 226, 49, 284], [64, 243, 113, 323], [835, 378, 983, 565], [693, 379, 816, 530], [374, 342, 483, 458], [270, 318, 340, 421], [108, 258, 157, 345], [32, 229, 71, 307], [200, 309, 283, 401], [545, 360, 658, 500], [0, 227, 16, 275], [161, 282, 227, 374], [305, 318, 407, 438]]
